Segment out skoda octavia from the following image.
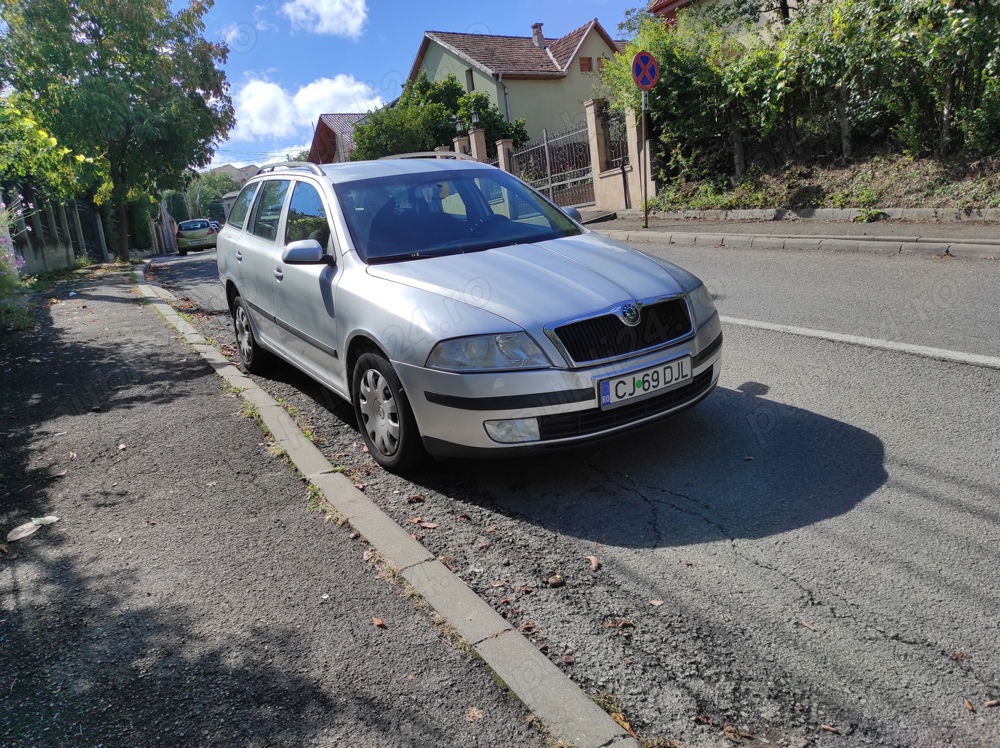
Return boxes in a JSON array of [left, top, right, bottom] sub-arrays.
[[217, 157, 722, 472]]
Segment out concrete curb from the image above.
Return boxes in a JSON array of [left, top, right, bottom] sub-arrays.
[[616, 206, 1000, 222], [594, 229, 1000, 259], [133, 263, 636, 748]]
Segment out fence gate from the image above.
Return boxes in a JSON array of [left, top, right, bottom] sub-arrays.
[[509, 123, 594, 208]]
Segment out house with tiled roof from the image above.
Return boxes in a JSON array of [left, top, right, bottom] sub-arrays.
[[307, 113, 367, 164], [408, 19, 624, 138]]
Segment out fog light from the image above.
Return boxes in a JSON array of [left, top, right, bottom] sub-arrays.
[[484, 418, 540, 444]]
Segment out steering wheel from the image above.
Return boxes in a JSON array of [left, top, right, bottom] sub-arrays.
[[468, 213, 509, 234]]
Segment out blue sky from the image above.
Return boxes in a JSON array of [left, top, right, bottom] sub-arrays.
[[200, 0, 640, 167]]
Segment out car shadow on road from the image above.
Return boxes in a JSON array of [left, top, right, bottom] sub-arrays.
[[422, 384, 888, 548]]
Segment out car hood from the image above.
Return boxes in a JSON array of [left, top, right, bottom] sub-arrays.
[[365, 234, 686, 329]]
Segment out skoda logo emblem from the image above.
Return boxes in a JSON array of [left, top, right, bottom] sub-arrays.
[[620, 303, 641, 326]]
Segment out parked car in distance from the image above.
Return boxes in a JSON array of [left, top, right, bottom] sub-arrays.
[[176, 219, 217, 255], [210, 221, 222, 231], [217, 158, 722, 472]]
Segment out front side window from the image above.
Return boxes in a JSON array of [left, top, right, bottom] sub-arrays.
[[249, 180, 290, 242], [284, 181, 333, 250], [334, 168, 580, 263], [228, 183, 258, 229]]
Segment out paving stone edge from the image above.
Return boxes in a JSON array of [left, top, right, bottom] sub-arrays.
[[593, 229, 1000, 259], [133, 264, 636, 748]]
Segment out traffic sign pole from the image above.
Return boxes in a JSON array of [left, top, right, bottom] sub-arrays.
[[631, 51, 659, 230]]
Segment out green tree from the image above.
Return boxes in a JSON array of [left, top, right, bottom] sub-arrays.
[[352, 73, 528, 161], [185, 170, 237, 218], [0, 0, 235, 260]]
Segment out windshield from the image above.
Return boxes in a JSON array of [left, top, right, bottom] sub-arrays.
[[333, 168, 582, 263]]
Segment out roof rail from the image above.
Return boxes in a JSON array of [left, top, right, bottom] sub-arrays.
[[379, 151, 479, 162], [256, 161, 326, 176]]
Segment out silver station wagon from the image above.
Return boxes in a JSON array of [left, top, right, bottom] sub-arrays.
[[217, 157, 722, 472]]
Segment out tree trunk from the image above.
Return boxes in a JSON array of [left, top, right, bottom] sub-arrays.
[[838, 84, 852, 159], [116, 198, 129, 262], [941, 70, 954, 152], [731, 112, 746, 181]]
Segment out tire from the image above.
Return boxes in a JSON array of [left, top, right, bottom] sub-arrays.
[[179, 249, 188, 256], [232, 295, 270, 375], [352, 352, 427, 472]]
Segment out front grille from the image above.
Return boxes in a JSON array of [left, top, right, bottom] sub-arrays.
[[554, 298, 692, 364], [538, 367, 714, 441]]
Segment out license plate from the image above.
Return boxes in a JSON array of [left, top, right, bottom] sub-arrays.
[[599, 356, 692, 410]]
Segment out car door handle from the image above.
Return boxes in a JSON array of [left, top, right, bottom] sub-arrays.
[[235, 250, 243, 263], [273, 266, 283, 280]]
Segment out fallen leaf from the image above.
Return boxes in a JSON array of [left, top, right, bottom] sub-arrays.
[[406, 516, 424, 524], [586, 555, 601, 572], [723, 724, 742, 742], [951, 650, 968, 661], [604, 617, 635, 630], [821, 724, 840, 734], [965, 699, 976, 713], [464, 707, 484, 723], [361, 445, 369, 453], [649, 599, 665, 607], [0, 544, 7, 554], [545, 572, 565, 588], [560, 654, 575, 664], [799, 620, 817, 631], [117, 444, 127, 451], [353, 483, 367, 491], [69, 451, 77, 461], [31, 516, 59, 525], [6, 523, 40, 542], [984, 700, 999, 708], [610, 712, 638, 739], [372, 617, 386, 629], [490, 581, 505, 589], [457, 513, 469, 520], [477, 541, 490, 550], [690, 714, 714, 725], [486, 526, 496, 533], [405, 674, 415, 681], [363, 550, 374, 561], [518, 621, 539, 635], [418, 521, 439, 529], [683, 560, 693, 567], [407, 494, 426, 504], [48, 470, 68, 480], [518, 585, 534, 594]]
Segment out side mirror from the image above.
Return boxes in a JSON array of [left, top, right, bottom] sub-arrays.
[[282, 239, 333, 265], [562, 207, 583, 223]]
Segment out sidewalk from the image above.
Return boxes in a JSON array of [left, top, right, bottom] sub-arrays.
[[579, 210, 1000, 259], [0, 270, 548, 747]]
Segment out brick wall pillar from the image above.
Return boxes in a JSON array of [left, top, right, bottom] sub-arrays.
[[469, 128, 488, 162], [496, 139, 513, 172], [452, 135, 470, 156]]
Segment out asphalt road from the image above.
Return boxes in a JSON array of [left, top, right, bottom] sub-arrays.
[[152, 242, 1000, 748]]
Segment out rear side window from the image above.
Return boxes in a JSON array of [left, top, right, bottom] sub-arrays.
[[249, 180, 290, 242], [284, 181, 333, 250], [228, 183, 258, 229], [178, 219, 209, 231]]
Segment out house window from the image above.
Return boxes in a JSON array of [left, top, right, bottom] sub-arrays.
[[466, 69, 475, 91], [579, 57, 593, 72]]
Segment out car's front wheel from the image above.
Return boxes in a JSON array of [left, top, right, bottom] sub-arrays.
[[232, 295, 270, 375], [353, 352, 426, 472]]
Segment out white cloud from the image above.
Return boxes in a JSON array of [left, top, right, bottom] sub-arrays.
[[230, 75, 382, 142], [282, 0, 367, 38]]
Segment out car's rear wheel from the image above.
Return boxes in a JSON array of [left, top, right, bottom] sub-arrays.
[[179, 249, 188, 256], [232, 295, 270, 375], [353, 352, 427, 472]]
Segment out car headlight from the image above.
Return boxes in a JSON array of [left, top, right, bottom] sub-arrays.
[[426, 333, 550, 371], [687, 283, 717, 326]]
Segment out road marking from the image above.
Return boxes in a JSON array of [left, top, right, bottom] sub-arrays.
[[721, 315, 1000, 371]]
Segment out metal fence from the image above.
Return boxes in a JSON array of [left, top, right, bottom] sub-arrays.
[[509, 123, 594, 208], [602, 108, 629, 170]]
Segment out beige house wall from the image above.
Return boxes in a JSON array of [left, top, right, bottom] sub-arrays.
[[502, 32, 615, 138], [417, 30, 615, 140], [416, 44, 502, 105]]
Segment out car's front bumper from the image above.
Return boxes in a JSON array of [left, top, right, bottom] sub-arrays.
[[394, 314, 723, 457]]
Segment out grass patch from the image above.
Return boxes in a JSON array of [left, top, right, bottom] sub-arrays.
[[241, 400, 259, 420], [650, 151, 1000, 213]]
